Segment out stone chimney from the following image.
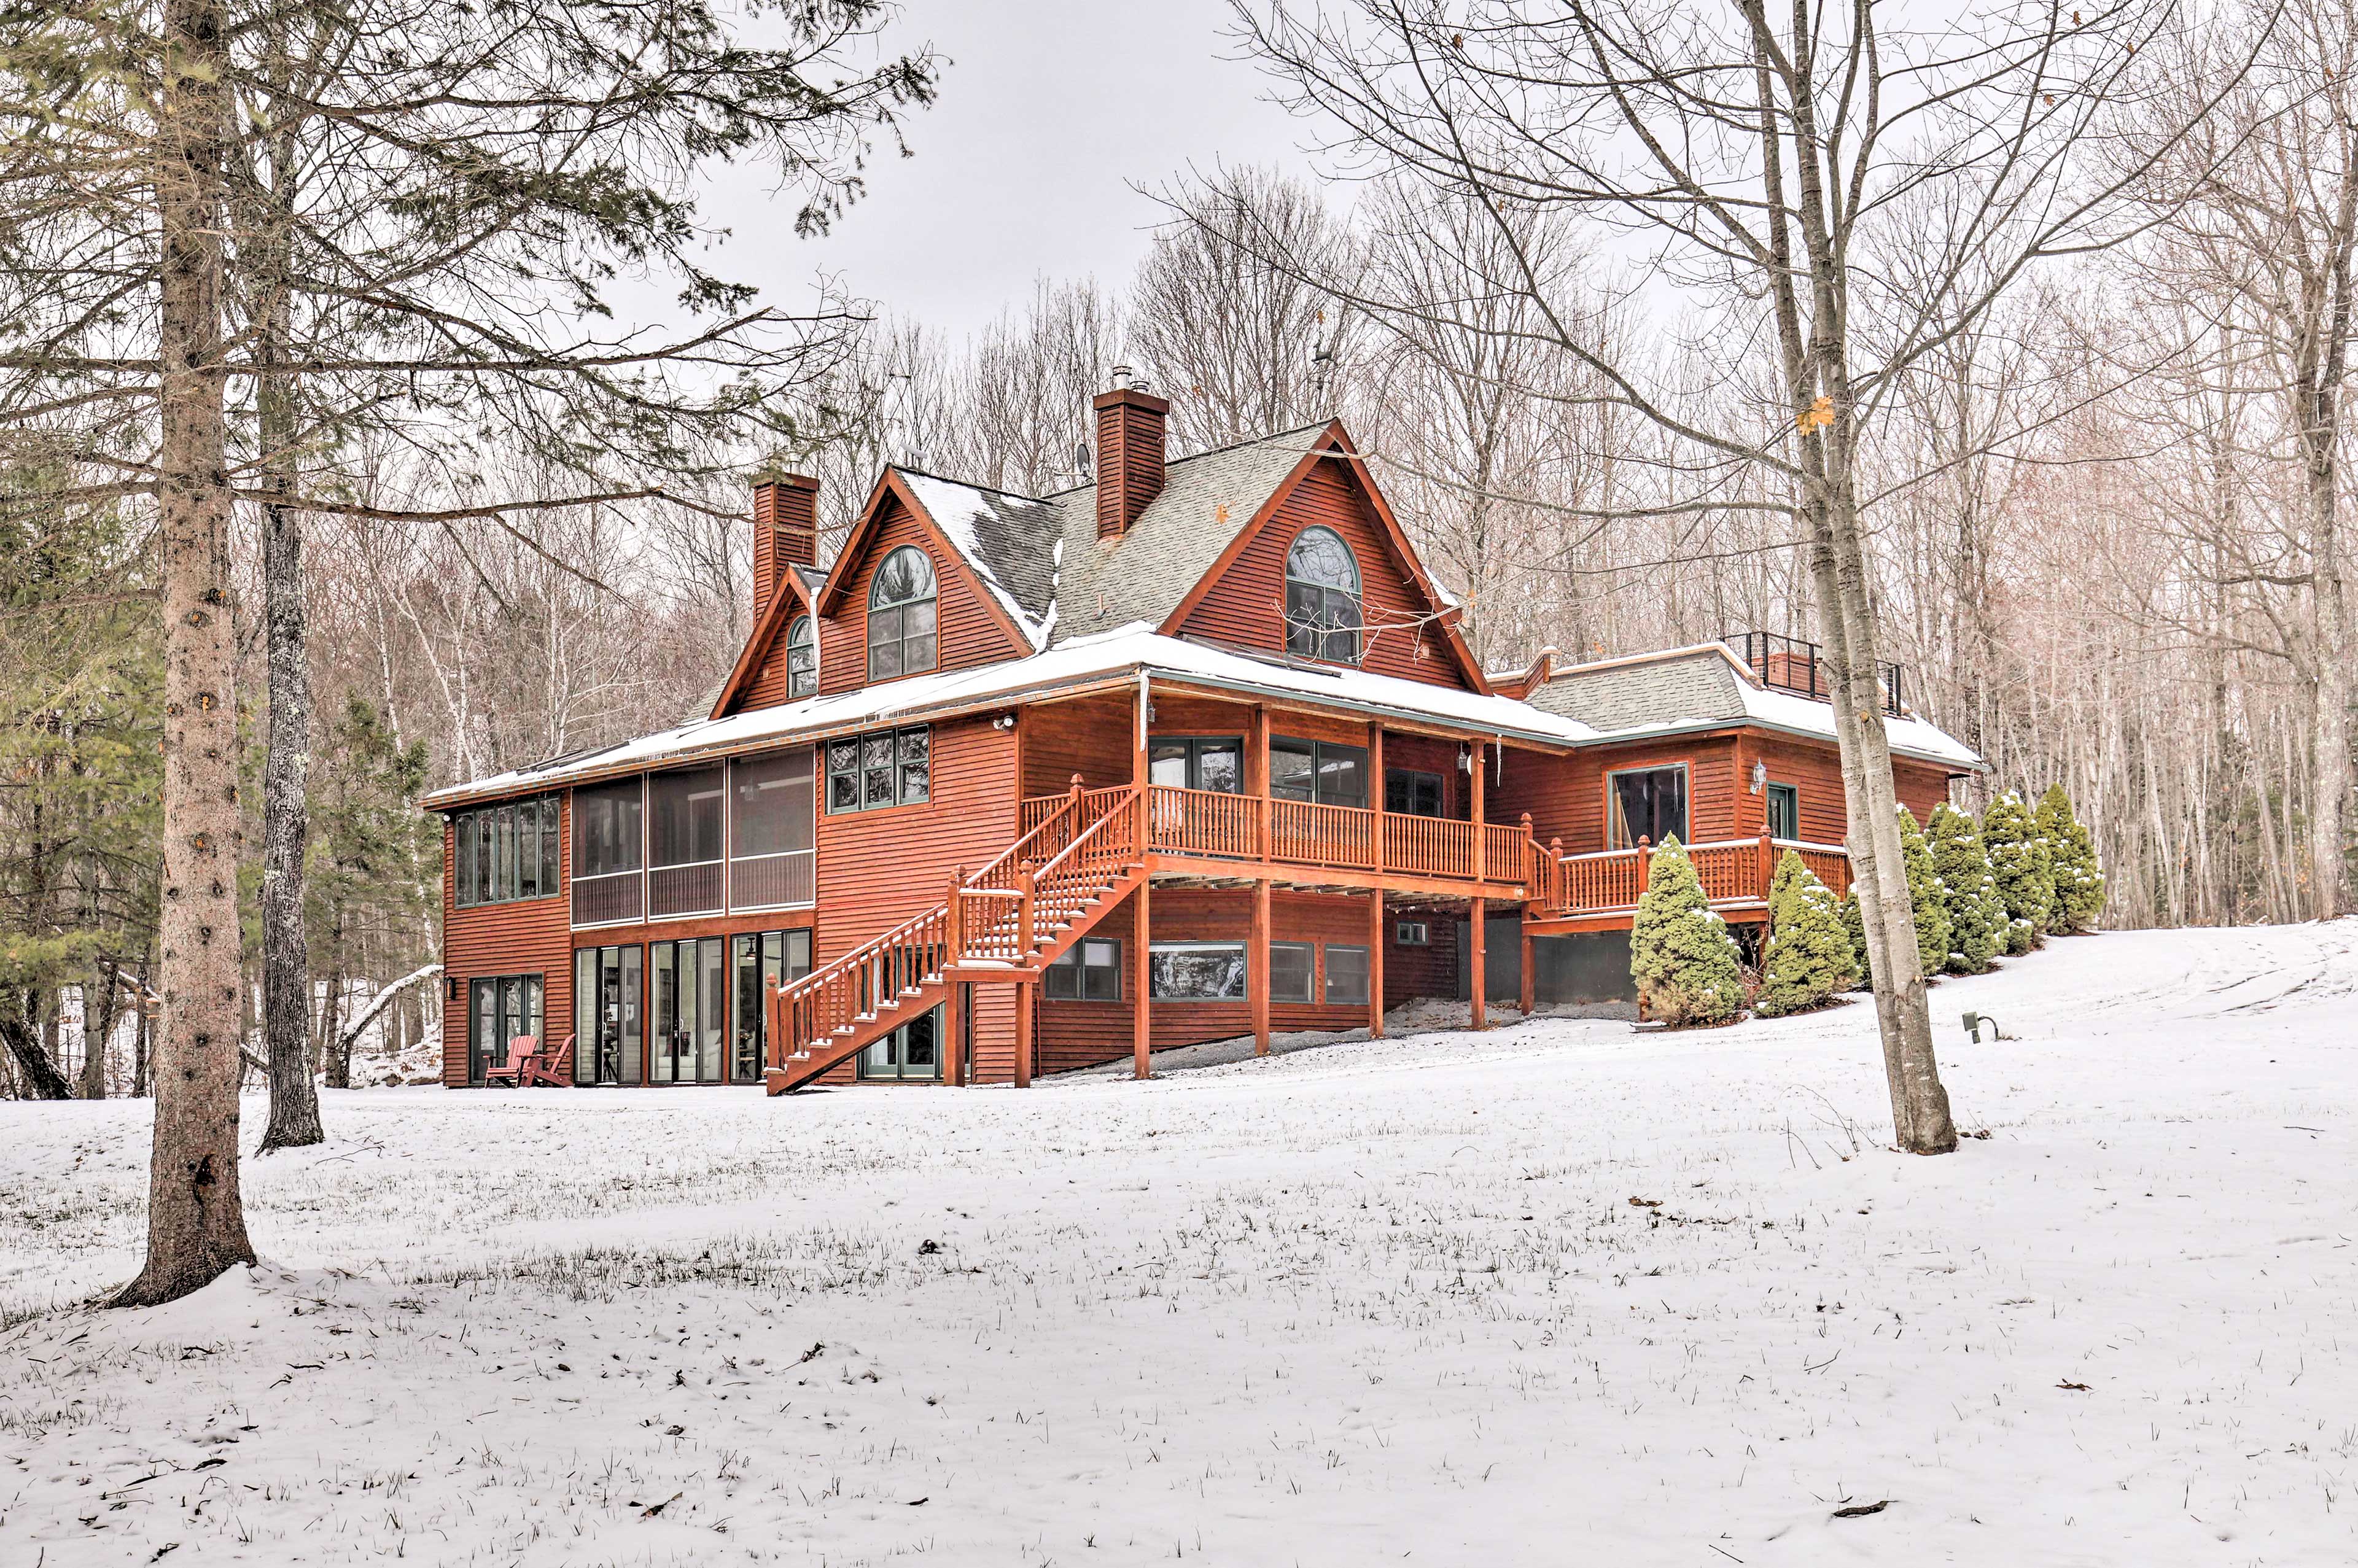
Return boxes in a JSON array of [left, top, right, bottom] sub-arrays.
[[1092, 367, 1169, 539], [751, 472, 819, 623]]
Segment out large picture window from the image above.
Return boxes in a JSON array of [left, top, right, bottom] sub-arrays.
[[572, 945, 642, 1085], [730, 751, 815, 908], [572, 777, 644, 925], [1270, 737, 1369, 809], [1284, 525, 1362, 662], [467, 972, 543, 1085], [1045, 937, 1123, 1001], [1150, 941, 1248, 1001], [868, 546, 938, 681], [648, 766, 726, 918], [1606, 764, 1689, 848], [454, 796, 560, 909], [825, 725, 930, 813], [786, 615, 818, 698], [1148, 736, 1243, 793]]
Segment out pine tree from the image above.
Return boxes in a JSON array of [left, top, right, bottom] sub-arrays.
[[1756, 851, 1859, 1015], [1981, 791, 2052, 953], [1838, 890, 1872, 988], [2034, 784, 2106, 933], [1928, 802, 2002, 974], [1896, 806, 1951, 979], [1628, 836, 1746, 1025]]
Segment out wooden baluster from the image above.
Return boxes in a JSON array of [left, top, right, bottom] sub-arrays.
[[1018, 869, 1035, 960]]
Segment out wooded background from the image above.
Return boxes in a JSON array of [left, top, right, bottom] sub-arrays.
[[3, 0, 2349, 1100]]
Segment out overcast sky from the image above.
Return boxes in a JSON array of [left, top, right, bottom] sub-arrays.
[[719, 0, 1318, 339]]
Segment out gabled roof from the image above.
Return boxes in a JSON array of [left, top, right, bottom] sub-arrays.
[[422, 624, 1597, 811], [1527, 643, 1986, 772], [893, 470, 1061, 648], [1049, 424, 1333, 642]]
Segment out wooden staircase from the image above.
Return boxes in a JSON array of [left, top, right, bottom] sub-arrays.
[[763, 783, 1143, 1093]]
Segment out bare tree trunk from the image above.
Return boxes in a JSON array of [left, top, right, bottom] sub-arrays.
[[115, 0, 258, 1308], [79, 960, 119, 1098], [2, 990, 74, 1101]]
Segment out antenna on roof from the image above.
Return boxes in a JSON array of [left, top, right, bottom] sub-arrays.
[[1073, 440, 1094, 484]]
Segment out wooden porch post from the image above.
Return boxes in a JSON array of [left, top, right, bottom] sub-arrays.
[[1251, 705, 1270, 861], [943, 977, 965, 1087], [1370, 725, 1385, 875], [1469, 897, 1487, 1030], [1014, 980, 1033, 1089], [1519, 925, 1536, 1017], [1367, 888, 1385, 1038], [1251, 877, 1272, 1055], [1132, 880, 1151, 1080], [1470, 740, 1486, 881]]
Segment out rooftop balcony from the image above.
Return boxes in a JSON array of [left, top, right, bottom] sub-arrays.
[[1724, 630, 1905, 718]]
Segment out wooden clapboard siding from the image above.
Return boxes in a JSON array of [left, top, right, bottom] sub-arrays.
[[1031, 887, 1399, 1073], [965, 982, 1019, 1085], [1022, 690, 1134, 796], [815, 492, 1026, 699], [1494, 735, 1743, 856], [1742, 733, 1957, 843], [1172, 457, 1473, 689], [440, 798, 575, 1087], [1380, 907, 1457, 1008], [739, 601, 806, 710]]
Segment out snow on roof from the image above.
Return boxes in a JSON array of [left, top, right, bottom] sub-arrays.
[[424, 625, 1600, 808], [895, 471, 1059, 650], [1734, 680, 1985, 770]]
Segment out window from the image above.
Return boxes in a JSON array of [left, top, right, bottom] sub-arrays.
[[730, 750, 815, 908], [1045, 937, 1123, 1001], [1325, 944, 1370, 1005], [868, 546, 938, 680], [572, 778, 644, 925], [1395, 919, 1430, 947], [1150, 941, 1248, 1001], [1269, 941, 1314, 1003], [1270, 737, 1369, 808], [1285, 525, 1362, 662], [858, 1004, 941, 1081], [651, 936, 728, 1083], [573, 945, 642, 1085], [786, 615, 817, 698], [732, 928, 814, 1085], [1606, 764, 1689, 848], [454, 796, 561, 908], [825, 725, 929, 813], [467, 973, 543, 1085], [1767, 781, 1799, 841], [1148, 736, 1243, 793], [1385, 769, 1445, 818], [648, 766, 726, 918]]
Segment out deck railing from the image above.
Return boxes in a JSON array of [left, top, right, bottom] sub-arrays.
[[1023, 785, 1530, 892], [1533, 834, 1853, 918], [1724, 630, 1904, 718]]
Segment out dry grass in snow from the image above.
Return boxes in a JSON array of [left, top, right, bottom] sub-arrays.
[[1, 922, 2353, 1565]]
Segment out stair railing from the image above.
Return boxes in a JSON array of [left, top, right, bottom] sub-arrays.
[[767, 898, 952, 1068]]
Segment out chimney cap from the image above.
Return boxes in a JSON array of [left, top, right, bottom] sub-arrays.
[[752, 470, 820, 492]]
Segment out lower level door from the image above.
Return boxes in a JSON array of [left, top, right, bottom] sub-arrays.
[[857, 1005, 942, 1081]]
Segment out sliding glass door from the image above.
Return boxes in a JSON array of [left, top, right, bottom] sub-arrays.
[[857, 1005, 941, 1081], [572, 945, 642, 1085], [650, 937, 728, 1083], [731, 930, 814, 1084], [467, 974, 543, 1084]]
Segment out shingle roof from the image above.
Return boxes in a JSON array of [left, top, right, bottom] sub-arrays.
[[892, 471, 1064, 648], [1526, 648, 1744, 731], [1047, 425, 1330, 643]]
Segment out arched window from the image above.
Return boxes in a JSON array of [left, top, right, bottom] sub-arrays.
[[1284, 526, 1362, 662], [785, 615, 817, 699], [867, 546, 938, 680]]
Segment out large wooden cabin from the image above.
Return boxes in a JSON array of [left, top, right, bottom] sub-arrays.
[[423, 380, 1982, 1091]]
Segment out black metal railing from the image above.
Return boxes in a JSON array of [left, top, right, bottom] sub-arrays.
[[1722, 631, 1904, 717]]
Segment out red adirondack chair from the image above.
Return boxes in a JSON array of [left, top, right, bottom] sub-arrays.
[[520, 1033, 576, 1088], [483, 1034, 536, 1087]]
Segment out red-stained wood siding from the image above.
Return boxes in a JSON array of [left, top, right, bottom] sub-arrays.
[[739, 598, 804, 710], [806, 715, 1019, 1084], [1022, 691, 1134, 796], [1381, 906, 1458, 1008], [815, 493, 1025, 699], [1173, 457, 1474, 689], [440, 799, 575, 1087], [1493, 735, 1743, 856], [1742, 733, 1957, 844]]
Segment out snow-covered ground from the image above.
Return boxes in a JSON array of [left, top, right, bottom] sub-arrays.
[[3, 923, 2352, 1566]]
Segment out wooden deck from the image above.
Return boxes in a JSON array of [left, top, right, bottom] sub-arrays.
[[1524, 836, 1852, 933]]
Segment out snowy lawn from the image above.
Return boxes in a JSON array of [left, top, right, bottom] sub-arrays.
[[2, 923, 2353, 1566]]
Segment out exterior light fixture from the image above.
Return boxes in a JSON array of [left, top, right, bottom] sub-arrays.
[[1750, 760, 1768, 794]]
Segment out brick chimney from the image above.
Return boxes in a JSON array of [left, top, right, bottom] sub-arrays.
[[1092, 368, 1169, 539], [751, 472, 819, 623]]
